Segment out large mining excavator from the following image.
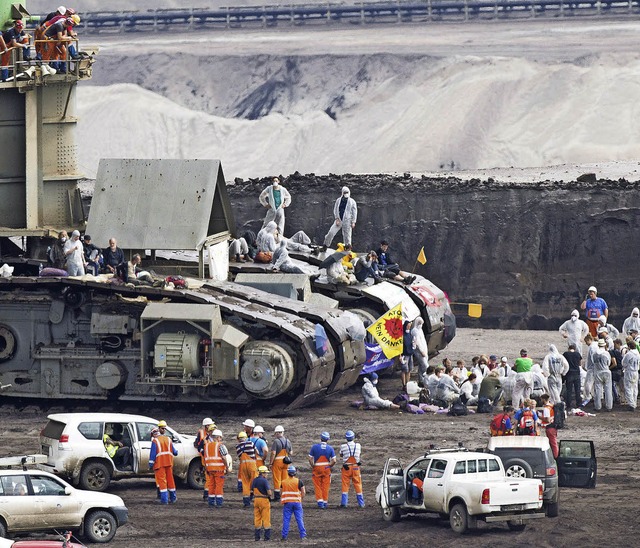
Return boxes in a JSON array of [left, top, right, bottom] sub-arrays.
[[0, 1, 453, 410]]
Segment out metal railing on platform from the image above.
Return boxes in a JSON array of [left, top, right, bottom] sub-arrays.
[[62, 0, 640, 33]]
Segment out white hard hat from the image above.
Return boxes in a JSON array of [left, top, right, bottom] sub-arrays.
[[598, 315, 607, 323], [274, 425, 284, 433], [202, 417, 214, 427], [243, 419, 255, 428], [588, 286, 597, 293], [57, 6, 66, 15], [253, 425, 264, 434], [212, 429, 222, 437]]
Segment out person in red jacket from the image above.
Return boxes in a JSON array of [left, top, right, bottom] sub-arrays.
[[148, 420, 178, 505]]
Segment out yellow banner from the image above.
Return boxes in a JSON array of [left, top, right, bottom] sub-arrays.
[[366, 303, 404, 358]]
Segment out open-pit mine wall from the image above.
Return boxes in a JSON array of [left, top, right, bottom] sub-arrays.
[[228, 174, 640, 329]]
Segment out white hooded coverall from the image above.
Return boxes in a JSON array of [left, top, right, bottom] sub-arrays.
[[558, 311, 589, 357], [324, 187, 358, 247], [542, 345, 570, 404]]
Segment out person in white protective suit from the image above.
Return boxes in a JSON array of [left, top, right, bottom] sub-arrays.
[[512, 349, 534, 409], [530, 364, 549, 400], [323, 186, 358, 248], [598, 315, 620, 340], [542, 344, 569, 404], [229, 237, 250, 262], [259, 178, 291, 235], [592, 339, 613, 411], [559, 310, 589, 357], [64, 230, 86, 276], [622, 308, 640, 339], [256, 222, 278, 253], [621, 339, 639, 411], [411, 318, 429, 386], [272, 240, 304, 274], [361, 373, 399, 410], [435, 370, 461, 405], [581, 334, 598, 407]]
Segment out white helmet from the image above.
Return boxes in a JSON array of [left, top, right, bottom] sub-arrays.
[[57, 5, 66, 15], [274, 425, 284, 433], [211, 429, 222, 437], [253, 425, 264, 434], [202, 417, 214, 427], [243, 419, 255, 428]]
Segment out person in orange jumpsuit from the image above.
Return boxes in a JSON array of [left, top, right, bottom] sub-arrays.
[[307, 431, 336, 509], [236, 431, 258, 507], [268, 424, 292, 501], [148, 420, 178, 505], [251, 465, 273, 541], [339, 430, 365, 508], [204, 428, 229, 507], [195, 418, 215, 500]]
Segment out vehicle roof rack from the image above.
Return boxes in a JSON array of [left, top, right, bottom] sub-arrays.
[[423, 443, 469, 457], [0, 454, 47, 470]]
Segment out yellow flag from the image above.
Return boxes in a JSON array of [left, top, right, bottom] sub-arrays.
[[366, 303, 404, 359], [417, 247, 427, 265], [468, 303, 482, 318]]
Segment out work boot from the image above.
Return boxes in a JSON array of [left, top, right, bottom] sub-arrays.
[[237, 480, 243, 492], [202, 490, 208, 501], [169, 491, 177, 504], [317, 501, 324, 509], [160, 491, 169, 505], [255, 529, 261, 541], [216, 496, 224, 507], [264, 529, 271, 541], [243, 496, 251, 507], [340, 493, 348, 507], [208, 495, 217, 508], [356, 494, 365, 508], [273, 491, 281, 502]]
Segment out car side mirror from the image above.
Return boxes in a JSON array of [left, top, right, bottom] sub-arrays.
[[64, 486, 73, 496]]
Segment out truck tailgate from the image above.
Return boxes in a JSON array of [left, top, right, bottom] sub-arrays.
[[486, 479, 541, 508]]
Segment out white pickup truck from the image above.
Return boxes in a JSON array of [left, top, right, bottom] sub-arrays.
[[376, 448, 545, 533]]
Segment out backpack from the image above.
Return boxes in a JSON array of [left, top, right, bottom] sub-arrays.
[[476, 397, 493, 414], [448, 401, 468, 416], [552, 402, 566, 429], [165, 275, 187, 288], [490, 413, 509, 436], [517, 409, 536, 435]]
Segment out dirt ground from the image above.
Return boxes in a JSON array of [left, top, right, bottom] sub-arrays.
[[2, 328, 639, 547]]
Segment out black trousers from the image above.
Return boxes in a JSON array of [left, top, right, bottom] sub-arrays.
[[564, 373, 581, 408]]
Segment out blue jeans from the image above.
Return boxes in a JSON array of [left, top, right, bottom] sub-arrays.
[[282, 502, 306, 539], [355, 263, 380, 282]]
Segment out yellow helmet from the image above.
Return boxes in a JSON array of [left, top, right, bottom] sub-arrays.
[[207, 424, 216, 432], [157, 420, 167, 428], [258, 466, 269, 474], [71, 14, 81, 25], [237, 431, 248, 439]]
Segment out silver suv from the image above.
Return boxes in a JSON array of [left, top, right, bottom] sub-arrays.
[[0, 456, 128, 543], [38, 413, 204, 491]]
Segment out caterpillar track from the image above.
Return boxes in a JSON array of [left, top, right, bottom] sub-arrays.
[[0, 276, 365, 410]]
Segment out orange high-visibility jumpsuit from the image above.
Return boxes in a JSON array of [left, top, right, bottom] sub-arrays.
[[252, 478, 272, 541], [150, 435, 177, 504], [311, 455, 332, 506], [238, 446, 258, 501], [204, 439, 227, 506], [271, 437, 291, 497]]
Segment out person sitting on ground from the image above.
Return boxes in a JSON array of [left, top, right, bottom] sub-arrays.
[[459, 373, 477, 405], [361, 373, 400, 410], [82, 234, 102, 276], [104, 424, 131, 469], [126, 253, 154, 285], [242, 230, 258, 260], [354, 251, 383, 284], [478, 369, 503, 407], [255, 221, 278, 263], [375, 240, 415, 285], [272, 240, 304, 274], [435, 367, 461, 405], [489, 405, 516, 436]]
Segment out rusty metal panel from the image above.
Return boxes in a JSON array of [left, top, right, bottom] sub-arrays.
[[87, 159, 234, 250]]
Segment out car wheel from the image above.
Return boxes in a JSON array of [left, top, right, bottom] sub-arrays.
[[507, 521, 527, 532], [381, 505, 401, 522], [187, 459, 206, 490], [546, 500, 559, 518], [504, 459, 533, 479], [449, 503, 469, 534], [0, 518, 7, 538], [80, 461, 112, 491], [84, 510, 117, 543]]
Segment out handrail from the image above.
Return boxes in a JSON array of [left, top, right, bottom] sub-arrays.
[[47, 0, 640, 32]]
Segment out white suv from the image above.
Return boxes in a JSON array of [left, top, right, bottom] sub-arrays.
[[0, 459, 127, 543], [38, 413, 204, 492]]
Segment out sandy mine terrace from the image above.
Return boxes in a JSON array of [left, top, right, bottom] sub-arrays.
[[1, 328, 638, 546]]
